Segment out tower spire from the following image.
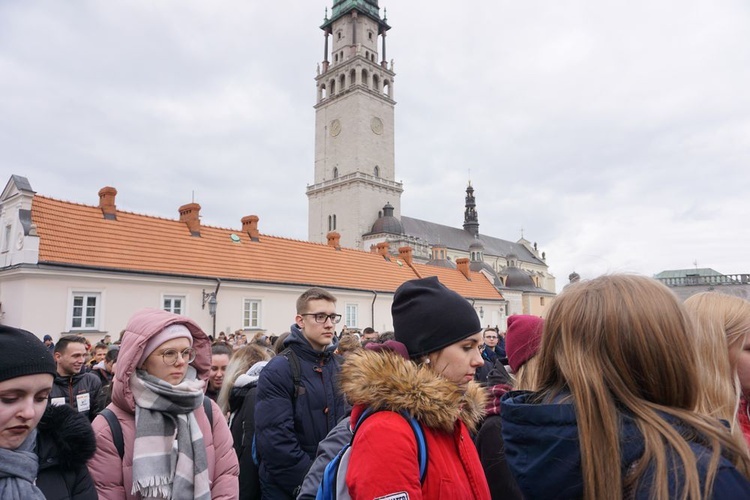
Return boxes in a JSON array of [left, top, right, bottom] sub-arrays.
[[463, 182, 479, 236]]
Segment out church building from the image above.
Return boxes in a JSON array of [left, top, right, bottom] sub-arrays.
[[306, 0, 555, 314]]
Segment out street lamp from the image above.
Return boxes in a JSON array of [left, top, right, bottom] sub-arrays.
[[479, 306, 484, 320], [202, 279, 221, 336]]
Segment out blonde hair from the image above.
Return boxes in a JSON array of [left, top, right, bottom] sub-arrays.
[[684, 292, 750, 445], [513, 355, 540, 391], [217, 344, 272, 414], [536, 275, 750, 500]]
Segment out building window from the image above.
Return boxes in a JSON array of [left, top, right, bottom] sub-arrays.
[[540, 297, 545, 306], [333, 167, 339, 179], [71, 293, 100, 330], [163, 295, 184, 315], [373, 165, 380, 177], [243, 299, 261, 329], [345, 304, 358, 328]]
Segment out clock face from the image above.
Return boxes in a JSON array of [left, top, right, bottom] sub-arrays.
[[330, 119, 342, 137], [371, 117, 383, 135]]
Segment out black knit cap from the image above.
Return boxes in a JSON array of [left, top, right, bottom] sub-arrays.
[[392, 276, 482, 358], [0, 325, 57, 383]]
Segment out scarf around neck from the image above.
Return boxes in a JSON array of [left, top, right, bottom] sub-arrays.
[[130, 367, 210, 500], [0, 429, 46, 500]]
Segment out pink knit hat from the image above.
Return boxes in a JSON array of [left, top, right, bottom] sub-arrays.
[[505, 315, 544, 373], [138, 323, 193, 367]]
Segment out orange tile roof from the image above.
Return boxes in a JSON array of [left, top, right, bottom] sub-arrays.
[[31, 195, 503, 300]]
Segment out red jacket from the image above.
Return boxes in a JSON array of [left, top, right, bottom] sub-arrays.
[[739, 395, 750, 449], [339, 349, 491, 500]]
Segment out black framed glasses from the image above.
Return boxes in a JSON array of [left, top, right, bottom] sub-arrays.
[[160, 348, 196, 366], [301, 313, 343, 324]]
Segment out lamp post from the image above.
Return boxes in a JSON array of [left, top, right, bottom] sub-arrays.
[[202, 279, 221, 337]]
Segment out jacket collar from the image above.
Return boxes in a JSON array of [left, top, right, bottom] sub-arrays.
[[339, 349, 486, 433]]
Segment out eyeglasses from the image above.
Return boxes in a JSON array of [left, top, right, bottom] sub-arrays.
[[301, 313, 343, 324], [160, 348, 196, 366]]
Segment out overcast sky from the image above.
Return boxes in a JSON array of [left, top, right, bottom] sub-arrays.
[[2, 1, 748, 291]]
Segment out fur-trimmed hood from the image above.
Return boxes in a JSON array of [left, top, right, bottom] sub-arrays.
[[340, 349, 487, 433]]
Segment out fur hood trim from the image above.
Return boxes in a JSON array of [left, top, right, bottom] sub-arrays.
[[340, 349, 487, 433]]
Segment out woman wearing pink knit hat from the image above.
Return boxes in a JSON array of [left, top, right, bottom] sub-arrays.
[[89, 309, 239, 499]]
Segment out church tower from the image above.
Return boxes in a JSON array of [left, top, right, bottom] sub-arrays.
[[307, 0, 403, 249], [463, 182, 479, 236]]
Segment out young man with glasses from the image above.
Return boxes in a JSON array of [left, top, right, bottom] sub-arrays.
[[255, 287, 349, 499]]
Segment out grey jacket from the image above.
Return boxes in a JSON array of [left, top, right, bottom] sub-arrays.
[[297, 415, 352, 500]]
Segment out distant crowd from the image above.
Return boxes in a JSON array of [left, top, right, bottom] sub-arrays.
[[2, 273, 750, 499]]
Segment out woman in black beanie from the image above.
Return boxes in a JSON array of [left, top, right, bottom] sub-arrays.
[[337, 276, 492, 499], [0, 325, 97, 499]]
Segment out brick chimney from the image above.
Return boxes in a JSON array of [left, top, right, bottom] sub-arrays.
[[326, 231, 341, 250], [398, 246, 413, 265], [98, 186, 117, 220], [241, 215, 260, 241], [456, 257, 471, 280], [179, 203, 201, 237], [376, 241, 390, 259]]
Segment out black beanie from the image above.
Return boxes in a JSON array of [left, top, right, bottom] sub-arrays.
[[392, 276, 482, 358], [0, 325, 57, 383]]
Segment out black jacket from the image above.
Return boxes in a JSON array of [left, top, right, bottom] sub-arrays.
[[49, 372, 103, 421], [36, 404, 98, 500], [228, 373, 262, 500]]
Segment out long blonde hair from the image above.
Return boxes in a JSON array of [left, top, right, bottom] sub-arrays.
[[217, 344, 272, 414], [685, 293, 750, 439], [536, 274, 750, 500]]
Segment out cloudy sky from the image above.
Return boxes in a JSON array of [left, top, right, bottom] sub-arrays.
[[2, 0, 748, 290]]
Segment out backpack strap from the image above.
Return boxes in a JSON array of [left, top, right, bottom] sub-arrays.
[[100, 407, 124, 459], [281, 347, 303, 406], [203, 395, 213, 428]]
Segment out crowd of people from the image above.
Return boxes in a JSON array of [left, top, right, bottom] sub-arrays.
[[1, 273, 750, 499]]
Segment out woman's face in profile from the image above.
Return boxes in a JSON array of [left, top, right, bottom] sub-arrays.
[[428, 331, 485, 388], [0, 373, 53, 449]]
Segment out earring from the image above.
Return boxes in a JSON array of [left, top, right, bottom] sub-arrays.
[[424, 358, 430, 364]]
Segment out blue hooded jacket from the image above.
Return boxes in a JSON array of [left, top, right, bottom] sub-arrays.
[[255, 324, 348, 499], [501, 391, 750, 499]]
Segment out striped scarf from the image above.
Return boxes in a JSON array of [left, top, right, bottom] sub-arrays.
[[130, 368, 210, 500]]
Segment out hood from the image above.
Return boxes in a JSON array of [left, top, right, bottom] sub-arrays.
[[339, 349, 486, 433], [501, 391, 650, 498], [284, 324, 339, 360], [111, 308, 211, 413]]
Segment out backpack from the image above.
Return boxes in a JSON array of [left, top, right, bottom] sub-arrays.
[[315, 408, 428, 500], [100, 395, 213, 459]]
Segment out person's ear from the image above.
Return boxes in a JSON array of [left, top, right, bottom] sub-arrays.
[[295, 314, 305, 330]]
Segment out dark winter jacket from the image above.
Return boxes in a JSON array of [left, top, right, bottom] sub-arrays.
[[501, 391, 750, 499], [255, 324, 348, 499], [474, 363, 523, 500], [36, 403, 98, 500], [340, 349, 491, 500], [228, 365, 265, 500], [49, 372, 103, 421]]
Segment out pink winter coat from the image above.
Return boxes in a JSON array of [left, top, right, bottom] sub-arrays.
[[88, 308, 239, 499]]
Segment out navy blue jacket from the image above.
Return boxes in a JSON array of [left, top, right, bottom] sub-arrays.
[[255, 325, 348, 499], [501, 391, 750, 499]]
